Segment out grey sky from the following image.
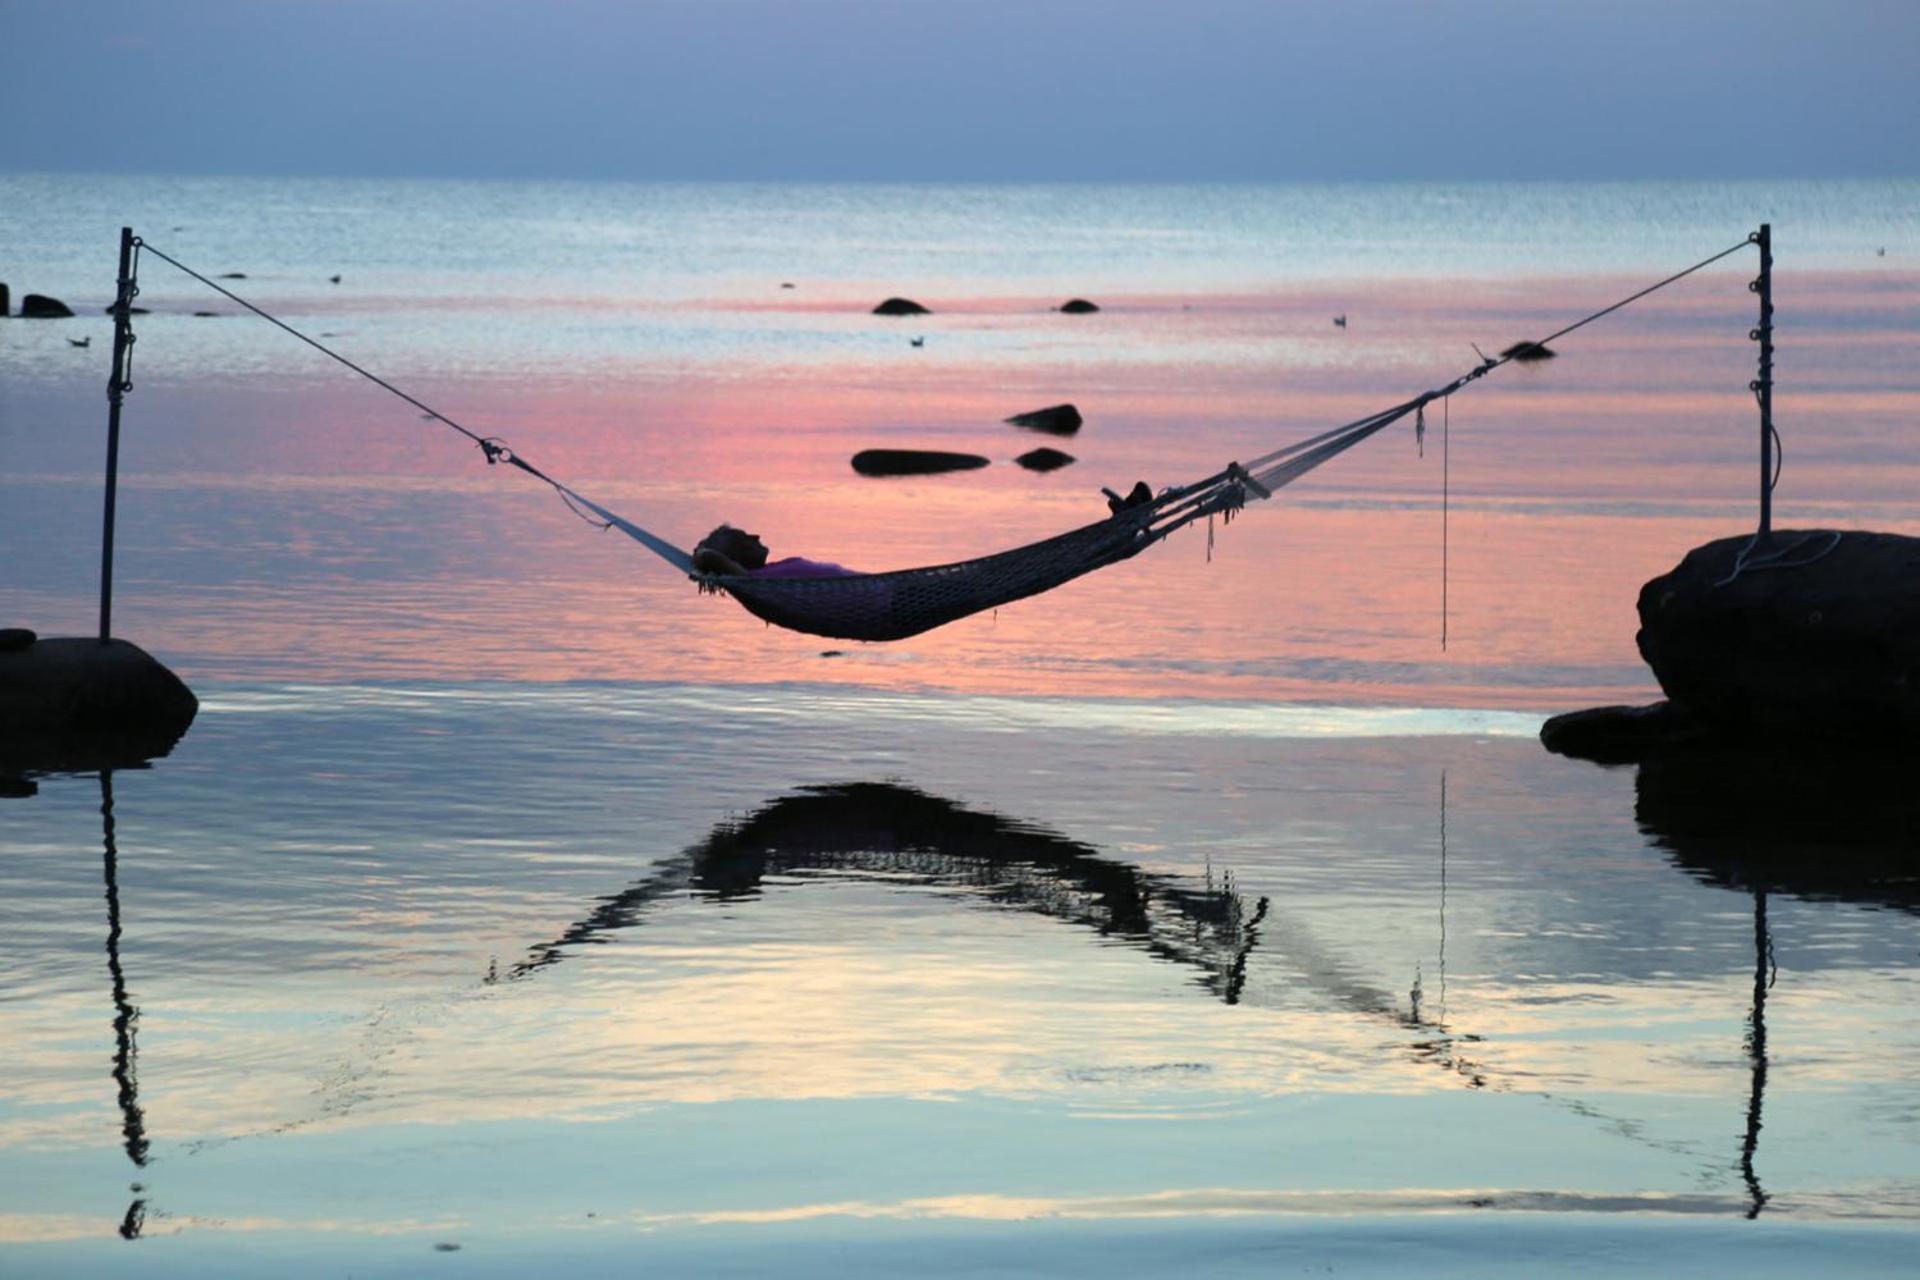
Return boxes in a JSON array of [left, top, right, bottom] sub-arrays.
[[2, 0, 1915, 181]]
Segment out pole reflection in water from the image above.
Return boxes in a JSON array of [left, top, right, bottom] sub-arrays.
[[1740, 886, 1774, 1220], [100, 770, 150, 1239], [503, 782, 1271, 1004], [1633, 743, 1920, 1223]]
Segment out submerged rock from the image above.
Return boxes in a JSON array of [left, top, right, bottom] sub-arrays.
[[1015, 447, 1075, 472], [1637, 529, 1920, 741], [1057, 298, 1100, 314], [851, 449, 990, 477], [19, 294, 74, 318], [1005, 404, 1083, 435], [100, 304, 152, 315], [872, 297, 931, 316]]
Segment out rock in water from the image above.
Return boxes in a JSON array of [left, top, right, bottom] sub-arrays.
[[1637, 529, 1920, 740], [872, 297, 931, 316], [20, 294, 74, 318], [1057, 298, 1100, 313], [851, 449, 990, 477], [1005, 404, 1083, 435], [1539, 701, 1704, 764], [1501, 340, 1556, 361], [1015, 447, 1075, 472], [0, 283, 10, 316], [0, 637, 198, 773]]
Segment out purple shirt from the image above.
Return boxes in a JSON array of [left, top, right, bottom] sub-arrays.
[[750, 556, 861, 580]]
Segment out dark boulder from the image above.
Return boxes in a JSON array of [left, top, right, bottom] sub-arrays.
[[1005, 404, 1083, 435], [0, 628, 36, 653], [0, 283, 9, 315], [1057, 298, 1100, 314], [1637, 529, 1920, 741], [20, 294, 74, 318], [0, 638, 198, 775], [102, 304, 152, 315], [193, 311, 220, 318], [1015, 447, 1075, 473], [1501, 340, 1556, 361], [1539, 700, 1705, 765], [872, 297, 931, 316], [851, 449, 990, 477]]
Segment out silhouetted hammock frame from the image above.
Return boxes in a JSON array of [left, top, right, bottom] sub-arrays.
[[123, 234, 1760, 642]]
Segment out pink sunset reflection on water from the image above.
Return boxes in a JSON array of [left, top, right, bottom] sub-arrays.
[[12, 268, 1919, 703]]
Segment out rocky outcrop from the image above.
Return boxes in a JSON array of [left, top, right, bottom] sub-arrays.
[[1005, 404, 1082, 435], [851, 449, 990, 477], [1539, 701, 1706, 764], [1637, 529, 1920, 741], [1057, 298, 1100, 314], [872, 297, 931, 316], [19, 294, 74, 318]]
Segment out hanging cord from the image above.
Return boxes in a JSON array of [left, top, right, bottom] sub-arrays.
[[1715, 391, 1840, 584], [130, 239, 618, 536], [1442, 394, 1450, 652], [1237, 236, 1757, 498]]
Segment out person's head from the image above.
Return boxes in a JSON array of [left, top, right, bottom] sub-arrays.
[[698, 524, 769, 570]]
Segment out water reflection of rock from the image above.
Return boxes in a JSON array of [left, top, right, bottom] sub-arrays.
[[508, 782, 1269, 1004], [1631, 743, 1920, 1219], [1635, 745, 1920, 913], [0, 719, 194, 798]]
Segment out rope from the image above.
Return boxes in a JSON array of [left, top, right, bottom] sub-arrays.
[[1238, 236, 1755, 497], [128, 230, 1761, 619], [130, 240, 657, 553]]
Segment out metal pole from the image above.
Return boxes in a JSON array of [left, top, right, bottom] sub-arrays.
[[1750, 224, 1774, 538], [101, 227, 136, 644]]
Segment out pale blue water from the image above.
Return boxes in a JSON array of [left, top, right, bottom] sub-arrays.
[[2, 174, 1914, 380], [3, 685, 1919, 1275]]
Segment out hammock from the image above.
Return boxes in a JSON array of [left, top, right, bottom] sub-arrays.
[[120, 233, 1761, 645], [558, 390, 1459, 642]]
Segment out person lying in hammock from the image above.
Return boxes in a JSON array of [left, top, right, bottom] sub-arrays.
[[691, 524, 862, 579]]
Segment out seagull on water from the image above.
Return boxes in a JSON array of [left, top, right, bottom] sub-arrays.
[[910, 336, 925, 348], [1333, 314, 1347, 329], [68, 336, 91, 348]]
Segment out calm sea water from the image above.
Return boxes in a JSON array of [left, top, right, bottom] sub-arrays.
[[3, 177, 1919, 1274], [3, 175, 1917, 700]]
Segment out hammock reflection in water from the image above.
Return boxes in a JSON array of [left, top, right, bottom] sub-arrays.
[[63, 755, 1920, 1240], [501, 782, 1270, 1005]]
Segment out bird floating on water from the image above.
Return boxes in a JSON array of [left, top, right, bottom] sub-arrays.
[[1333, 314, 1347, 329], [910, 336, 925, 348], [68, 336, 91, 348], [329, 274, 342, 284]]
